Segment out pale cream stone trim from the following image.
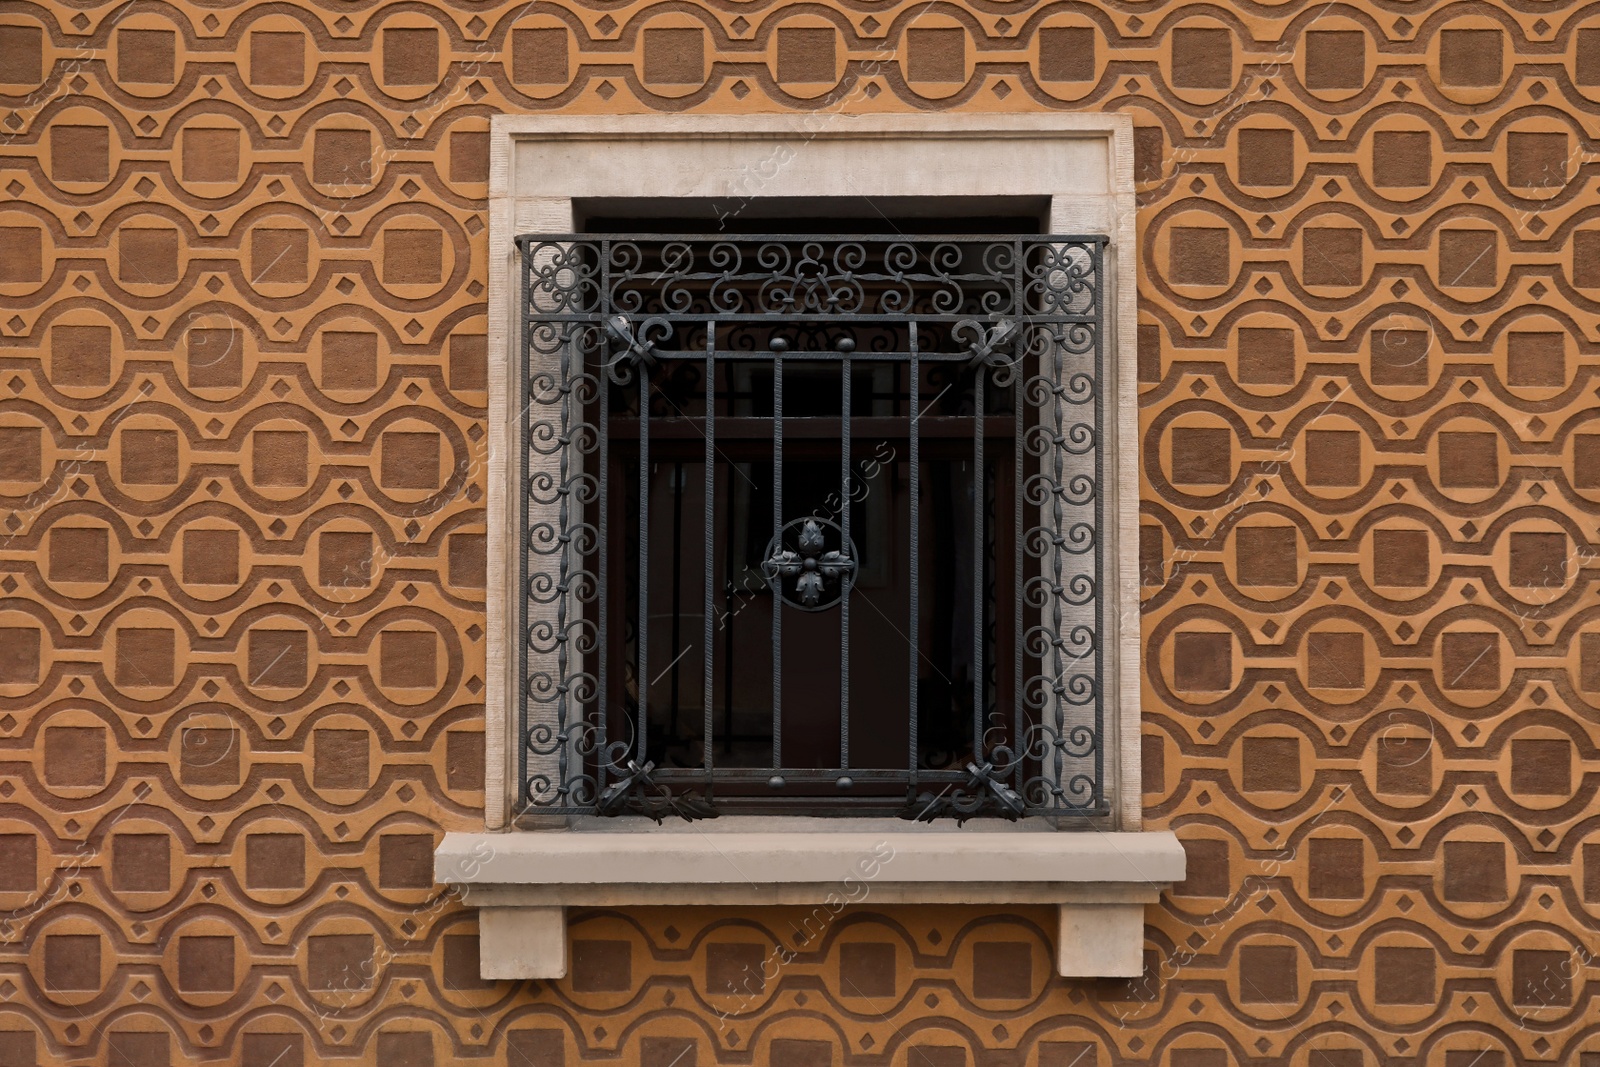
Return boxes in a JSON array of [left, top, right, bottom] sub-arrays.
[[440, 827, 1184, 978], [1057, 902, 1147, 978], [478, 899, 1153, 979], [484, 112, 1142, 833], [479, 906, 567, 979], [439, 826, 1184, 886]]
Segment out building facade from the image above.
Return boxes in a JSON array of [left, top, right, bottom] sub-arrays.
[[0, 1, 1596, 1065]]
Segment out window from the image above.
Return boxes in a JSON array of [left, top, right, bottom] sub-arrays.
[[518, 229, 1108, 821], [440, 116, 1182, 982]]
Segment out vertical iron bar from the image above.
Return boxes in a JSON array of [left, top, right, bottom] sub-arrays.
[[670, 460, 683, 738], [517, 239, 531, 807], [983, 459, 996, 749], [1050, 319, 1065, 800], [771, 342, 783, 770], [1093, 239, 1105, 810], [972, 367, 984, 762], [704, 324, 716, 780], [637, 333, 650, 765], [840, 346, 851, 770], [553, 250, 571, 809], [1012, 238, 1025, 801], [1011, 246, 1024, 793], [596, 265, 610, 800], [907, 321, 920, 787], [723, 475, 736, 756]]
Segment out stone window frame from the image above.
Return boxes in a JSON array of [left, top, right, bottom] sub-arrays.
[[437, 114, 1183, 981]]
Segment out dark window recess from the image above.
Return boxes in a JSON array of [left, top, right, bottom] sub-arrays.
[[517, 232, 1107, 821]]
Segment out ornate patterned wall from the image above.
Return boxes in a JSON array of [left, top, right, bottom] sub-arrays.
[[1, 0, 1597, 1064]]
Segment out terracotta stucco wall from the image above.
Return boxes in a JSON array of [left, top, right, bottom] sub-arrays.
[[2, 1, 1598, 1064]]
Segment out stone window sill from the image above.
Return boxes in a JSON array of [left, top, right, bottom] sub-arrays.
[[435, 822, 1184, 979]]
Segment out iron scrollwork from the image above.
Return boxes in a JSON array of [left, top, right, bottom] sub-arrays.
[[955, 315, 1021, 379], [901, 755, 1028, 824], [597, 760, 719, 823], [516, 234, 1108, 823]]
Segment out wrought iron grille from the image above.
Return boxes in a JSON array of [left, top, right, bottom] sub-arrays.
[[516, 233, 1108, 822]]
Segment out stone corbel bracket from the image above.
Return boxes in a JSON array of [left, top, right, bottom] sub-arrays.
[[436, 826, 1185, 980]]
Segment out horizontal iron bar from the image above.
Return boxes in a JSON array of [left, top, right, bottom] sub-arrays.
[[647, 769, 991, 783], [608, 416, 1017, 440], [525, 319, 1098, 330], [517, 232, 1109, 245], [510, 804, 1112, 823]]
